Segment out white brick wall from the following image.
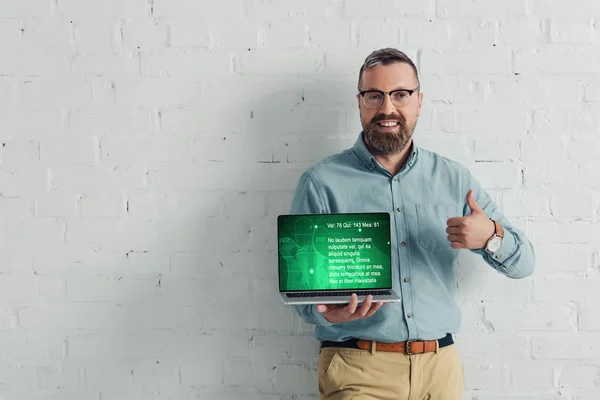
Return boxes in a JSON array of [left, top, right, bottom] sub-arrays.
[[0, 0, 598, 399]]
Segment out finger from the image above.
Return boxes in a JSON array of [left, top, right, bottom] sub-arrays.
[[466, 189, 483, 214], [445, 226, 461, 235], [450, 241, 466, 249], [446, 217, 465, 227], [447, 234, 462, 242], [344, 293, 359, 315], [355, 295, 373, 318], [364, 301, 385, 318]]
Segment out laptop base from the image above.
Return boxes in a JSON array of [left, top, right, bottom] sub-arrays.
[[280, 291, 401, 305]]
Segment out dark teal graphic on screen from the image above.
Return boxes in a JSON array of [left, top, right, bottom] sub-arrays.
[[278, 213, 392, 291]]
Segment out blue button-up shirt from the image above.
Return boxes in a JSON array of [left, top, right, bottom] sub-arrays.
[[289, 133, 535, 343]]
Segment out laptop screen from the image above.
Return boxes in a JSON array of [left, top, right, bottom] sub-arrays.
[[278, 212, 392, 292]]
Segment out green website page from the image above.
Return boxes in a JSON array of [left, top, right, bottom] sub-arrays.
[[278, 213, 392, 291]]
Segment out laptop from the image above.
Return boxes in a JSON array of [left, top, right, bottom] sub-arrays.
[[277, 212, 401, 305]]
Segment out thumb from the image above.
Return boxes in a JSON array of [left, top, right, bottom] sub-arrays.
[[466, 189, 483, 214], [316, 304, 334, 313]]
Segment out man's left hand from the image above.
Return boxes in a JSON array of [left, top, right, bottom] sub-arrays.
[[446, 189, 495, 250]]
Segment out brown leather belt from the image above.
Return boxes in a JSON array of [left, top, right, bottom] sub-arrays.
[[356, 339, 438, 354], [321, 333, 453, 355]]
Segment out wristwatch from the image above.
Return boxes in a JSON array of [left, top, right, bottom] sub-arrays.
[[484, 219, 504, 254]]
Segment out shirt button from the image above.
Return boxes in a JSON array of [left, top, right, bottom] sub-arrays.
[[495, 255, 501, 259], [407, 313, 412, 318], [396, 207, 402, 212], [400, 242, 406, 247], [403, 278, 409, 283], [393, 177, 397, 181]]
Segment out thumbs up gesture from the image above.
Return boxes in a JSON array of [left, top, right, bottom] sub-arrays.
[[446, 189, 496, 250]]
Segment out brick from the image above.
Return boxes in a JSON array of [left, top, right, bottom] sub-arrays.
[[0, 139, 39, 166], [21, 80, 92, 110], [462, 363, 507, 391], [456, 270, 532, 302], [550, 190, 595, 219], [557, 365, 600, 388], [0, 365, 37, 388], [455, 334, 529, 361], [19, 304, 115, 330], [498, 18, 545, 45], [57, 0, 149, 19], [0, 20, 22, 47], [179, 357, 223, 386], [223, 357, 271, 387], [0, 197, 32, 223], [247, 0, 331, 20], [345, 0, 433, 18], [169, 23, 212, 47], [470, 162, 521, 190], [579, 304, 600, 332], [218, 20, 259, 50], [0, 0, 50, 17], [457, 109, 530, 137], [80, 192, 126, 217], [484, 302, 576, 331], [34, 192, 79, 218], [264, 20, 307, 48], [534, 277, 600, 302], [516, 47, 600, 74], [272, 364, 316, 395], [583, 77, 600, 102], [473, 139, 520, 161], [66, 278, 158, 302], [438, 0, 527, 18], [521, 137, 569, 163], [308, 20, 352, 50], [422, 49, 511, 75], [533, 244, 592, 273], [532, 336, 600, 360], [67, 108, 153, 135], [73, 53, 139, 76], [0, 332, 65, 360], [533, 0, 600, 18], [511, 364, 555, 390], [72, 21, 119, 52], [39, 138, 96, 163], [501, 190, 552, 218], [121, 20, 168, 51], [0, 49, 71, 77], [141, 49, 231, 77], [21, 21, 70, 48], [102, 136, 195, 163], [238, 50, 324, 76], [550, 19, 594, 43], [36, 361, 82, 389]]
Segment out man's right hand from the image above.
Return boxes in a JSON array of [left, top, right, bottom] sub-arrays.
[[316, 294, 384, 323]]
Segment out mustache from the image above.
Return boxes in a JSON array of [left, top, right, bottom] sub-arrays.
[[370, 113, 407, 125]]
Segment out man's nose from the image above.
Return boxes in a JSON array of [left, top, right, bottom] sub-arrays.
[[379, 94, 396, 115]]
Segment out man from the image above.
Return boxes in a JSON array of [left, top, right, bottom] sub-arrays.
[[289, 48, 535, 400]]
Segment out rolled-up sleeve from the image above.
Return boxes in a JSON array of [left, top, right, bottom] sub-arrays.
[[463, 171, 535, 279], [288, 171, 336, 326]]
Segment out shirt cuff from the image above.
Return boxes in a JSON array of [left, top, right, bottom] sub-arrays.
[[311, 305, 335, 327], [492, 228, 517, 265]]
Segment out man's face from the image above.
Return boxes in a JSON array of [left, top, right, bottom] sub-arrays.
[[357, 62, 423, 155]]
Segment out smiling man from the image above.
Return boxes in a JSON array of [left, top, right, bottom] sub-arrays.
[[289, 48, 535, 399]]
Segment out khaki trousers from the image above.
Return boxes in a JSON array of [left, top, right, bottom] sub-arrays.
[[318, 344, 464, 400]]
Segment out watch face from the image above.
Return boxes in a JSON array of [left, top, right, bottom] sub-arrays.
[[488, 237, 502, 252]]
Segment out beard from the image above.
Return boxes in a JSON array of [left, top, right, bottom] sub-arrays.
[[362, 113, 416, 155]]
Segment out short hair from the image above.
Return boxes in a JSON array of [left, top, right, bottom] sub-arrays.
[[358, 48, 420, 89]]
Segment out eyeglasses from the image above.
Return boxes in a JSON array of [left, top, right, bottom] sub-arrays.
[[358, 87, 419, 109]]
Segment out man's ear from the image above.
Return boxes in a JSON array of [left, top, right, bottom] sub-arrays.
[[416, 92, 424, 117]]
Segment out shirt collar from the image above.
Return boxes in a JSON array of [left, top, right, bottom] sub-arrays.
[[353, 131, 418, 171]]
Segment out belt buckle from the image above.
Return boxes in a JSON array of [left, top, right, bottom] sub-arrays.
[[405, 340, 418, 355]]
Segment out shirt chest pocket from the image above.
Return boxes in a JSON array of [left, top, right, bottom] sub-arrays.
[[415, 204, 460, 252]]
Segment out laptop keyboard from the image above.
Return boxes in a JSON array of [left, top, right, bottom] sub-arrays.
[[287, 290, 391, 298]]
